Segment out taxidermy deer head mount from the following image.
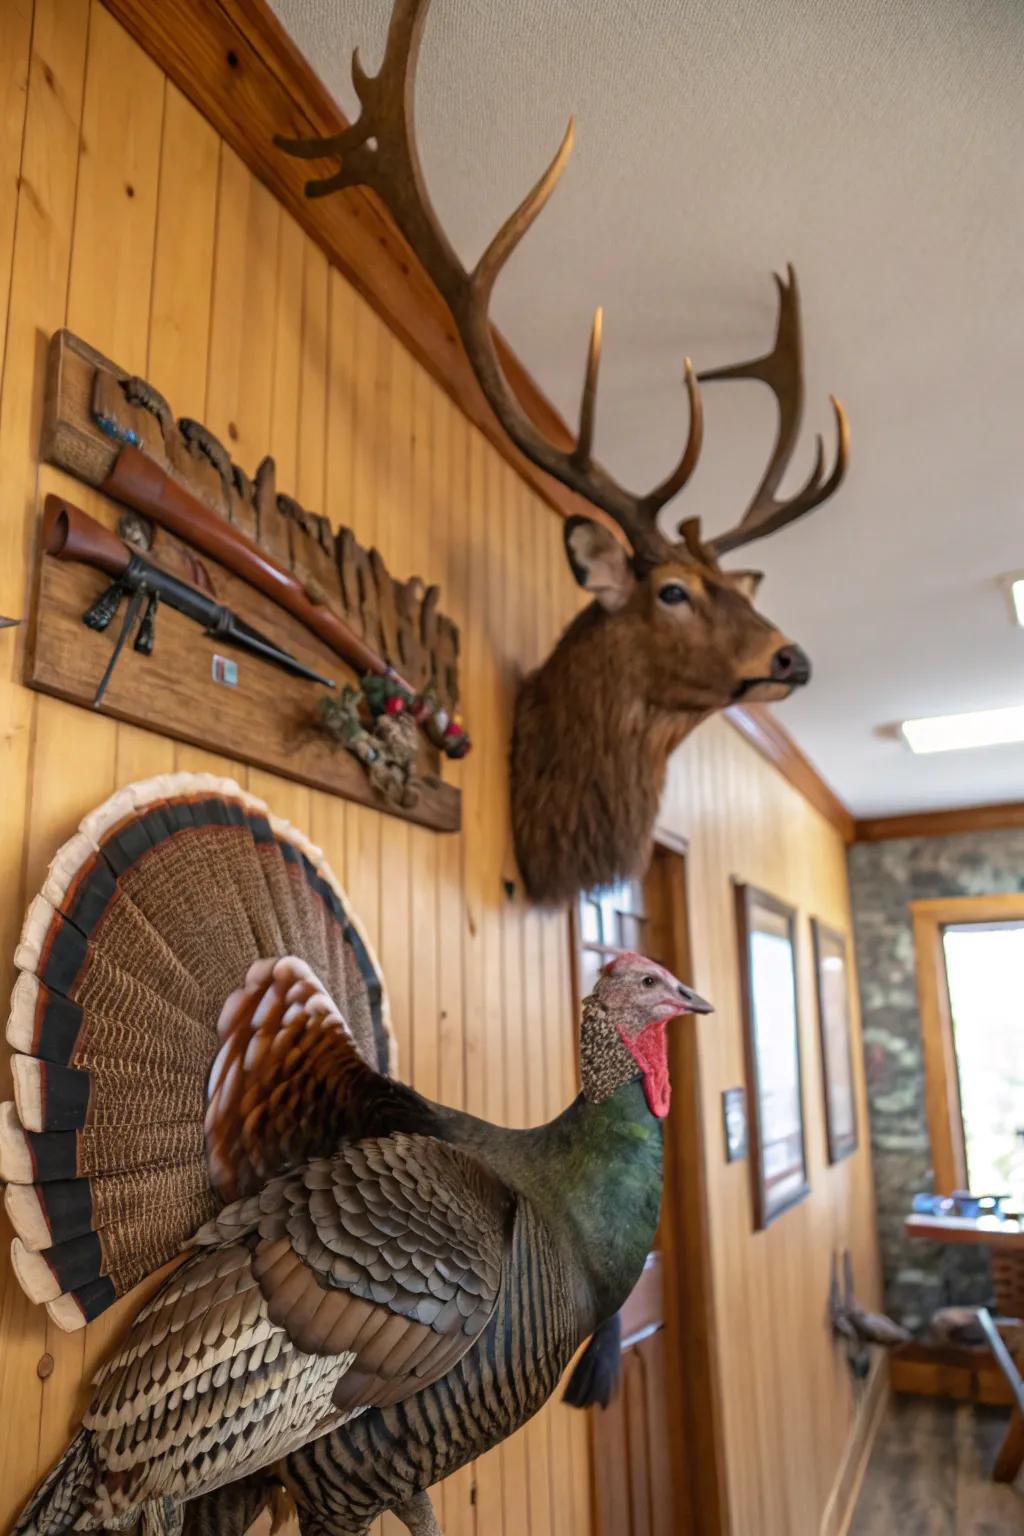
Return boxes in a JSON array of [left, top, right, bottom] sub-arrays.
[[278, 0, 850, 905]]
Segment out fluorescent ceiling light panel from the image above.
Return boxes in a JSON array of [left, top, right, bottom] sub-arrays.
[[901, 703, 1024, 755]]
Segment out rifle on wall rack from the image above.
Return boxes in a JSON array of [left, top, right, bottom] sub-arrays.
[[40, 329, 470, 760], [43, 496, 338, 705]]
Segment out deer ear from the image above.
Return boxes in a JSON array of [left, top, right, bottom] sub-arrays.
[[730, 569, 764, 599], [564, 517, 635, 612]]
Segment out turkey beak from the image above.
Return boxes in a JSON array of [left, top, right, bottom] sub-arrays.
[[676, 982, 713, 1015]]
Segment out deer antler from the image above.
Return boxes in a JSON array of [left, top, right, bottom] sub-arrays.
[[700, 265, 850, 557], [275, 0, 702, 567]]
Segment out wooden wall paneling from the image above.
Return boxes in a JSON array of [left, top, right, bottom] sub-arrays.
[[500, 463, 527, 1130], [435, 388, 466, 1113], [376, 333, 412, 1081], [553, 535, 593, 1533], [315, 230, 385, 1536], [112, 79, 218, 788], [466, 432, 506, 1536], [407, 359, 440, 1100], [329, 288, 382, 969], [0, 8, 881, 1531], [459, 421, 486, 1128], [25, 0, 162, 1486], [520, 489, 555, 1536], [23, 694, 119, 1478], [296, 239, 351, 938], [497, 462, 532, 1523], [81, 51, 224, 1395], [521, 488, 552, 1166], [537, 519, 585, 1536], [245, 210, 312, 818], [528, 492, 568, 1533], [147, 84, 219, 418], [0, 0, 32, 382], [480, 446, 507, 1135], [653, 717, 883, 1535], [429, 387, 473, 1536], [297, 238, 329, 508], [66, 3, 163, 375]]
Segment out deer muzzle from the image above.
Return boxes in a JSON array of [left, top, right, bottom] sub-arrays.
[[770, 643, 811, 687]]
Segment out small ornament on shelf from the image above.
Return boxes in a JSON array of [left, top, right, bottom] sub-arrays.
[[318, 669, 471, 809]]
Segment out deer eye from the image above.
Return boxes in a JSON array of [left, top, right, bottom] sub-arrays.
[[641, 975, 657, 988], [658, 583, 690, 607]]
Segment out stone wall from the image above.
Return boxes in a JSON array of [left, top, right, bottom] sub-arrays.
[[847, 828, 1024, 1328]]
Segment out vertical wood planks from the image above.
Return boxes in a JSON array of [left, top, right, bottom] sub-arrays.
[[33, 0, 165, 1465], [0, 6, 879, 1534], [0, 0, 32, 381]]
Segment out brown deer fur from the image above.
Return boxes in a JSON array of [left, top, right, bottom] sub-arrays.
[[511, 522, 805, 905]]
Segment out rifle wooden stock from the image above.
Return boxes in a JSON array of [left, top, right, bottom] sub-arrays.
[[102, 444, 399, 685], [44, 496, 132, 579]]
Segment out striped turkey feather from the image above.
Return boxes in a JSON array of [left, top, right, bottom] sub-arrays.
[[1, 773, 393, 1332]]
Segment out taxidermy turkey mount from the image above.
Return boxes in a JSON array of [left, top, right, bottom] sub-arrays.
[[277, 0, 850, 904], [4, 775, 712, 1536]]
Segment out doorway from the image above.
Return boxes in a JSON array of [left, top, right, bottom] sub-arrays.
[[572, 840, 727, 1536]]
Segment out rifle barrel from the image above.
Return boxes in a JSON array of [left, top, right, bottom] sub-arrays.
[[44, 496, 336, 692]]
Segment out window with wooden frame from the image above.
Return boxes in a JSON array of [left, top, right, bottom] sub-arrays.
[[575, 876, 653, 1000], [911, 893, 1024, 1198]]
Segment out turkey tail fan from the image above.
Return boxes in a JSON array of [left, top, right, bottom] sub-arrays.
[[1, 772, 392, 1332]]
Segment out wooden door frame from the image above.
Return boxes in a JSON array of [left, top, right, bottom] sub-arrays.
[[649, 833, 729, 1536], [910, 892, 1024, 1195], [569, 833, 729, 1535]]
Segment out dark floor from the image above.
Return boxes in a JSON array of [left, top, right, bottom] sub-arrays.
[[849, 1398, 1024, 1535]]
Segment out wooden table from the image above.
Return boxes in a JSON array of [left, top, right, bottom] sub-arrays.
[[905, 1212, 1024, 1482]]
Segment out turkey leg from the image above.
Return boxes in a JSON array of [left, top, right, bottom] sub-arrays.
[[393, 1492, 443, 1535]]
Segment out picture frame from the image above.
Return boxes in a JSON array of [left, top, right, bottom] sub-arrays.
[[734, 882, 809, 1229], [811, 918, 859, 1164], [722, 1086, 748, 1163]]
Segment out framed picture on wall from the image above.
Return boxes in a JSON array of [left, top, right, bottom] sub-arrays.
[[734, 882, 809, 1229], [811, 918, 859, 1164]]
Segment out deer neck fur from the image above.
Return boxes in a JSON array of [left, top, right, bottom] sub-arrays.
[[511, 602, 706, 905]]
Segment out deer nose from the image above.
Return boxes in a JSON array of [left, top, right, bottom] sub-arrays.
[[770, 644, 811, 687]]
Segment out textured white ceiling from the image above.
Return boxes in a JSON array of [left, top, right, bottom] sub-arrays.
[[270, 0, 1024, 816]]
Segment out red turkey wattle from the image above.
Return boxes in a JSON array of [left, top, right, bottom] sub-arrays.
[[620, 1018, 672, 1118]]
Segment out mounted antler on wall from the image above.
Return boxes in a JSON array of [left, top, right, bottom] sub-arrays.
[[279, 0, 850, 904]]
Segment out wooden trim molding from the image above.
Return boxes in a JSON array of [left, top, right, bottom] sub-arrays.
[[818, 1353, 888, 1536], [725, 704, 855, 841], [854, 800, 1024, 843], [909, 892, 1024, 1195], [100, 0, 857, 844]]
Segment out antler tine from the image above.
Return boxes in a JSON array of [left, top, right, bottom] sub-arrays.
[[702, 264, 849, 558], [472, 119, 576, 305], [276, 0, 702, 567], [648, 358, 704, 519], [573, 307, 603, 467]]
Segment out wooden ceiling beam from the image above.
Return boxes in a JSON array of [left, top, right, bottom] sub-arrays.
[[854, 800, 1024, 843]]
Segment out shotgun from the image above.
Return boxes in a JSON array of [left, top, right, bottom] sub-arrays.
[[101, 444, 470, 757], [43, 496, 337, 705]]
